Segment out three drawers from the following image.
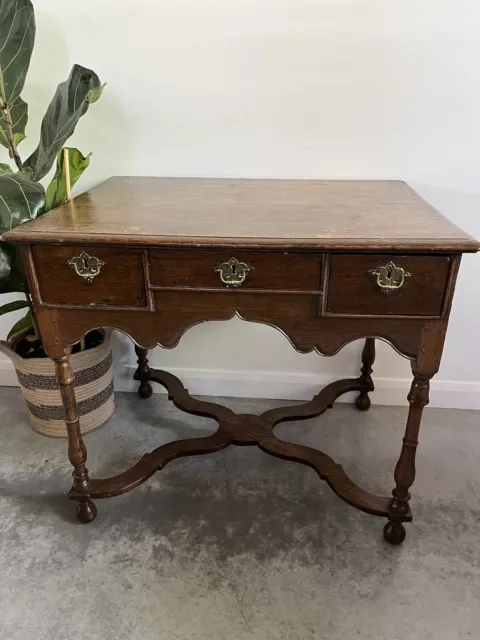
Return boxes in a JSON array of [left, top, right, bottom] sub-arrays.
[[31, 245, 451, 319]]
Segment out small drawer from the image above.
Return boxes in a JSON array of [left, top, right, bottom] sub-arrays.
[[148, 250, 322, 291], [325, 254, 451, 317], [33, 246, 147, 307]]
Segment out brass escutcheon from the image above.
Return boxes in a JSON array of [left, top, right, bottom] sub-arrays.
[[215, 257, 253, 287], [67, 252, 105, 284], [369, 261, 411, 293]]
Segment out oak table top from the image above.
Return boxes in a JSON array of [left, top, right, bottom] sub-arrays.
[[5, 177, 478, 252]]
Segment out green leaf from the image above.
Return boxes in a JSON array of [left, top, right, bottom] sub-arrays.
[[0, 172, 45, 233], [0, 243, 14, 287], [24, 64, 103, 181], [0, 299, 30, 316], [0, 0, 35, 149], [0, 163, 13, 174], [87, 83, 106, 104], [0, 245, 27, 294], [0, 95, 29, 148], [13, 130, 26, 146], [0, 171, 41, 295], [7, 309, 33, 340], [45, 147, 91, 211]]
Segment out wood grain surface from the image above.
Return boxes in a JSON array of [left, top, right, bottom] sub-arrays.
[[148, 249, 323, 290], [4, 177, 478, 251], [34, 292, 426, 359], [325, 254, 451, 317], [33, 245, 147, 307]]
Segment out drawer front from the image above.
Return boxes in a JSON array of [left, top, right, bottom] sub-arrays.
[[325, 254, 451, 317], [148, 250, 322, 291], [33, 246, 147, 307]]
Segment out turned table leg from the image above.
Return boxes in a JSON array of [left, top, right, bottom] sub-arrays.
[[53, 353, 97, 524], [384, 366, 432, 545], [356, 338, 375, 411], [135, 345, 153, 399]]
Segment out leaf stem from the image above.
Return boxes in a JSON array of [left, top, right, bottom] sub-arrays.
[[0, 97, 23, 172]]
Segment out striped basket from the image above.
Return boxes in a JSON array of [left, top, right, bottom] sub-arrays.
[[0, 331, 114, 438]]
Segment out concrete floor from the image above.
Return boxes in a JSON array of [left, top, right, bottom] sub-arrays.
[[0, 387, 479, 640]]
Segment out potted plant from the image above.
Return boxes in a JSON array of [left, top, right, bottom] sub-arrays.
[[0, 0, 114, 437]]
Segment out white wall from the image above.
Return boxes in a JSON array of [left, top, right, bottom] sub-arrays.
[[1, 0, 480, 408]]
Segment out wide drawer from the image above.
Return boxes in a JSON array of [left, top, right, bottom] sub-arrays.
[[32, 246, 147, 307], [148, 250, 323, 291], [325, 254, 451, 317]]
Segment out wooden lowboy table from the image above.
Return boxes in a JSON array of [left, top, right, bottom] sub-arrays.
[[4, 178, 479, 545]]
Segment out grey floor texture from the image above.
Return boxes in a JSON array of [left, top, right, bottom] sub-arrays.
[[1, 387, 479, 640]]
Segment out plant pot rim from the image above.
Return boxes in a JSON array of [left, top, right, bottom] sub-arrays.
[[9, 328, 107, 360]]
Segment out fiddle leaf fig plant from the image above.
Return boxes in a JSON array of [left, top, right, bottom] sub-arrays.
[[0, 0, 104, 343], [0, 0, 35, 161], [24, 65, 102, 181]]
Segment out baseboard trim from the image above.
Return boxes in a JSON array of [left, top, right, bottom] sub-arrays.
[[1, 359, 478, 410], [116, 365, 480, 410]]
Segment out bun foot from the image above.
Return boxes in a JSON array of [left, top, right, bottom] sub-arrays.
[[76, 500, 98, 524], [383, 521, 406, 545], [355, 391, 371, 411], [138, 381, 153, 399]]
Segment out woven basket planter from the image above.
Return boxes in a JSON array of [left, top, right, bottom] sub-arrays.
[[0, 331, 114, 438]]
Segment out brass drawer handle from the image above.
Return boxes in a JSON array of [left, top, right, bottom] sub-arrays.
[[369, 261, 411, 293], [67, 252, 105, 284], [215, 257, 253, 287]]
